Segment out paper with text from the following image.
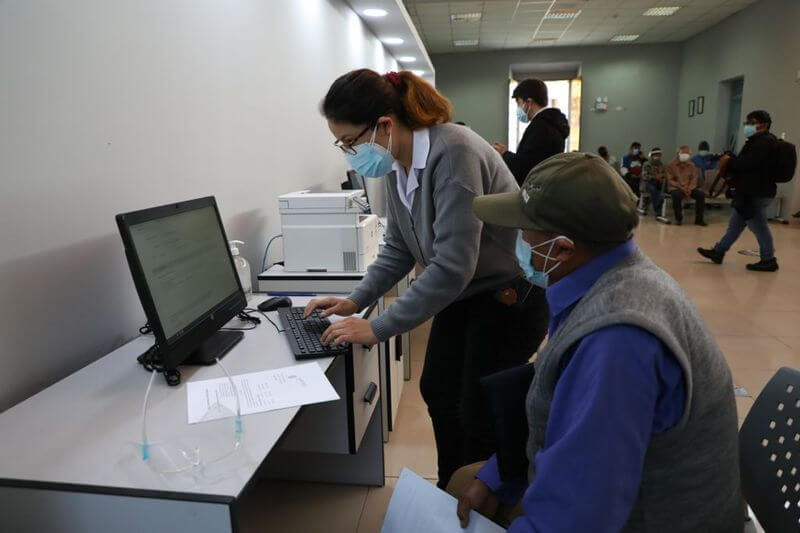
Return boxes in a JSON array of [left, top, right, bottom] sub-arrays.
[[382, 468, 506, 533], [186, 363, 338, 424]]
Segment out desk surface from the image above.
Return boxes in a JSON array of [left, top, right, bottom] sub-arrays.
[[0, 296, 349, 502]]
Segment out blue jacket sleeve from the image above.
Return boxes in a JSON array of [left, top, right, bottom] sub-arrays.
[[507, 325, 685, 533], [476, 454, 527, 505]]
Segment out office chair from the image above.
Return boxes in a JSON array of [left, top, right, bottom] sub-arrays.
[[740, 367, 800, 532]]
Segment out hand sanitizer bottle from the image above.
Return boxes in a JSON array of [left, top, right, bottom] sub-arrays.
[[229, 240, 252, 295]]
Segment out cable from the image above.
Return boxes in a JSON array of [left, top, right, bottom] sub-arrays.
[[261, 234, 283, 272], [215, 358, 243, 442], [244, 307, 285, 333], [140, 370, 157, 460], [139, 323, 153, 335]]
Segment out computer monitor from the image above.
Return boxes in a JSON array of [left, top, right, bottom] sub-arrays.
[[116, 197, 246, 374]]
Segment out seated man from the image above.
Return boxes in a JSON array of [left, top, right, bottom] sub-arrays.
[[453, 153, 741, 533], [691, 140, 719, 187], [667, 146, 706, 226], [638, 147, 670, 224]]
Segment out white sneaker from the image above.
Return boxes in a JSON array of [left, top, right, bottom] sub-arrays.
[[636, 208, 646, 216], [656, 216, 671, 224]]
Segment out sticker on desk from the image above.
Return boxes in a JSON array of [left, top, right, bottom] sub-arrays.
[[186, 363, 339, 424]]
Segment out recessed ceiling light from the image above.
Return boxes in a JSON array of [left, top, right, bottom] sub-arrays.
[[363, 8, 388, 17], [453, 39, 479, 46], [411, 70, 425, 76], [451, 12, 482, 23], [544, 9, 581, 19], [610, 34, 640, 42], [643, 6, 681, 16], [398, 56, 417, 63], [382, 37, 404, 45]]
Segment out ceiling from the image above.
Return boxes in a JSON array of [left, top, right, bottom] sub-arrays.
[[403, 0, 760, 54]]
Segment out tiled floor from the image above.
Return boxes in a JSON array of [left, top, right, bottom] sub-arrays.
[[242, 208, 800, 531]]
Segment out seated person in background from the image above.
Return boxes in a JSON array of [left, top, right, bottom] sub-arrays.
[[691, 141, 719, 186], [667, 146, 707, 226], [597, 145, 620, 174], [621, 142, 646, 197], [453, 152, 741, 533], [638, 147, 671, 224]]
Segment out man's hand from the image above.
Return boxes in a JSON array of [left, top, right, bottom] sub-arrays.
[[304, 297, 358, 318], [456, 478, 500, 528], [491, 142, 507, 155], [320, 317, 378, 347]]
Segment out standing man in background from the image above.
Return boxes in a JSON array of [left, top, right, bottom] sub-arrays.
[[491, 78, 569, 185], [698, 110, 780, 271], [621, 142, 646, 197]]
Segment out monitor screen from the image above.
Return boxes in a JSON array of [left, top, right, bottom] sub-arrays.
[[127, 205, 239, 340]]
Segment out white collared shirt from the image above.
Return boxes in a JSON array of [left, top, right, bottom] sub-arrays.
[[392, 128, 430, 212]]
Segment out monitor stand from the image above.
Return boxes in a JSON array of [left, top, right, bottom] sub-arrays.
[[183, 330, 244, 366]]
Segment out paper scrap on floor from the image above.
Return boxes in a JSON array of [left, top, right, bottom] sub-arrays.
[[382, 468, 506, 533], [186, 362, 338, 424]]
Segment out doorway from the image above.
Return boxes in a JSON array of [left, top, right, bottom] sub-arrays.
[[717, 77, 744, 152]]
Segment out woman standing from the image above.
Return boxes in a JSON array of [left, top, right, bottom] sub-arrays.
[[306, 69, 549, 489]]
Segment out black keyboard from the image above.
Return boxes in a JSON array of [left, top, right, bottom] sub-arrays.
[[277, 307, 350, 359]]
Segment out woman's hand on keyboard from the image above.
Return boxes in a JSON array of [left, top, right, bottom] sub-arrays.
[[321, 317, 378, 347], [304, 297, 359, 319]]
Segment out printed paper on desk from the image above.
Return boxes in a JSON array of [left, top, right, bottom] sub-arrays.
[[186, 363, 339, 424], [382, 468, 506, 533]]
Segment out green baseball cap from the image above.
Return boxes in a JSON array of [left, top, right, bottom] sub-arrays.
[[474, 152, 638, 243]]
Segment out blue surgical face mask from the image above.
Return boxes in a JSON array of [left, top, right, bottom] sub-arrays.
[[344, 124, 393, 177], [743, 124, 757, 138], [516, 104, 530, 123], [698, 150, 709, 157], [515, 233, 573, 289], [631, 148, 640, 156]]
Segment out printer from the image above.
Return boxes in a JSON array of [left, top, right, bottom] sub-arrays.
[[278, 190, 379, 272]]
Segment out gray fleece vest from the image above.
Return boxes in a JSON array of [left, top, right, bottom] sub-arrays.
[[526, 250, 742, 532]]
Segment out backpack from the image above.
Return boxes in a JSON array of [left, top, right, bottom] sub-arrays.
[[772, 138, 797, 183]]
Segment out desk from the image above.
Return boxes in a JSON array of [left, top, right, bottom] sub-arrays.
[[258, 266, 414, 439], [0, 296, 383, 533]]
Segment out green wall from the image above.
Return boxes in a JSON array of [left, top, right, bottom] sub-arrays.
[[677, 0, 800, 213], [432, 43, 683, 161]]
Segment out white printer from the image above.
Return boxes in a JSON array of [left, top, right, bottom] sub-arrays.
[[278, 190, 380, 272]]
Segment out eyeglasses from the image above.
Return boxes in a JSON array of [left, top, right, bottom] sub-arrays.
[[333, 124, 374, 155]]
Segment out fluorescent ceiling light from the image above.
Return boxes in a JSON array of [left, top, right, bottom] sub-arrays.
[[451, 12, 482, 23], [362, 8, 388, 17], [544, 9, 581, 19], [411, 70, 425, 76], [398, 56, 417, 63], [533, 38, 558, 43], [453, 39, 479, 46], [643, 6, 681, 16], [610, 34, 639, 42], [382, 37, 404, 45]]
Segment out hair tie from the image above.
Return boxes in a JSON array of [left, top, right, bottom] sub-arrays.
[[383, 71, 402, 88]]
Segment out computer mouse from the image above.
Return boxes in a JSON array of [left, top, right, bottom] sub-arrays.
[[257, 296, 293, 312]]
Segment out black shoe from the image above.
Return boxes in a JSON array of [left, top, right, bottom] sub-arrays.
[[676, 219, 683, 226], [695, 221, 708, 227], [746, 258, 779, 272], [697, 247, 724, 264], [793, 210, 800, 218]]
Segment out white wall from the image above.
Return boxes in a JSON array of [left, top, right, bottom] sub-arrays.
[[0, 0, 398, 411]]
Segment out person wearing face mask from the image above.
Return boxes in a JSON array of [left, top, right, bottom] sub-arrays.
[[308, 69, 549, 489], [698, 110, 780, 271], [691, 141, 719, 186], [490, 78, 570, 186], [621, 142, 647, 197], [666, 145, 706, 226], [639, 147, 671, 224], [450, 152, 740, 533]]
